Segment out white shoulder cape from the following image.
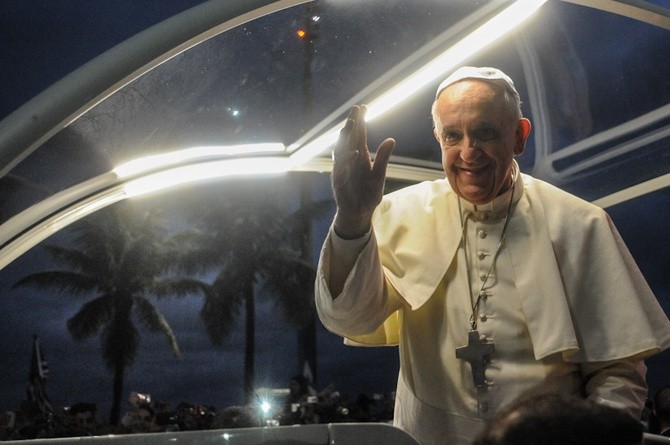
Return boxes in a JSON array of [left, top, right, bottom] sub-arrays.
[[369, 174, 670, 362]]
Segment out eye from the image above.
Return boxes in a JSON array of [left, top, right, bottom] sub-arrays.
[[442, 130, 461, 144], [473, 127, 498, 141]]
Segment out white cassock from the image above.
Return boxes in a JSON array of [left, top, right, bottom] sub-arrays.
[[315, 163, 670, 445]]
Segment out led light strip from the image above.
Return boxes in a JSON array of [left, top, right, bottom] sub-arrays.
[[121, 156, 289, 198], [114, 143, 286, 179]]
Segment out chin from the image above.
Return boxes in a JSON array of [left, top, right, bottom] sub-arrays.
[[459, 194, 488, 205], [466, 197, 491, 205], [458, 185, 492, 204]]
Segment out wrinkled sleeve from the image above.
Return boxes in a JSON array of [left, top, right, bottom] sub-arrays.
[[315, 225, 401, 343], [581, 359, 648, 419]]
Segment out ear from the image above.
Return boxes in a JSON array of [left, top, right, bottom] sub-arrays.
[[514, 118, 531, 156]]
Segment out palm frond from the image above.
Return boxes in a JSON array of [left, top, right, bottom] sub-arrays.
[[133, 296, 182, 358], [261, 254, 316, 328], [151, 277, 209, 299], [281, 198, 334, 250], [42, 244, 91, 271], [200, 280, 242, 345], [171, 231, 233, 275], [67, 295, 114, 340], [13, 270, 100, 297]]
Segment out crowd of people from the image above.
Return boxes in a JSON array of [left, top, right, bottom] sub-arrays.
[[0, 378, 395, 441], [4, 382, 670, 443]]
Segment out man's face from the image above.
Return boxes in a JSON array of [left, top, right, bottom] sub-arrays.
[[433, 80, 530, 205]]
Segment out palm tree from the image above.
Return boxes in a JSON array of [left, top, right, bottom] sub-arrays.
[[176, 177, 331, 403], [12, 203, 207, 425]]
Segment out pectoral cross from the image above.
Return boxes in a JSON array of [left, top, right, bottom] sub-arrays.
[[456, 330, 495, 388]]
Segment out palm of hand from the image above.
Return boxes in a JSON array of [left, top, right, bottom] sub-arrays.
[[331, 105, 395, 239]]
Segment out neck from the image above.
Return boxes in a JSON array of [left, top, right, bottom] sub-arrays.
[[497, 175, 514, 198], [497, 162, 517, 198]]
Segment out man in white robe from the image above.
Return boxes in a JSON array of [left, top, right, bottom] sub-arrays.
[[315, 67, 670, 444]]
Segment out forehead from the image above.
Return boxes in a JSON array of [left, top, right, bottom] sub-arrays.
[[436, 80, 508, 123]]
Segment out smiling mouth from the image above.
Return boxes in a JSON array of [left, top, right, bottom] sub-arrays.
[[458, 165, 488, 175]]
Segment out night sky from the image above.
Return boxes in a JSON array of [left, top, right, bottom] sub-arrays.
[[0, 0, 208, 121]]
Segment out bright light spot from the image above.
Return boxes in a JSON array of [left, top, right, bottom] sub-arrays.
[[296, 29, 307, 39], [261, 401, 271, 414], [113, 143, 286, 178], [223, 433, 230, 440], [121, 157, 289, 198], [229, 108, 239, 117], [311, 15, 320, 22]]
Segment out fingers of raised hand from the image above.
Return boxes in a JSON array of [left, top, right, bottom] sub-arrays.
[[371, 137, 396, 179], [332, 105, 368, 162]]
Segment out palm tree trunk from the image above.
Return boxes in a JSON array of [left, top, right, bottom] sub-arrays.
[[109, 297, 131, 426], [244, 279, 255, 404], [109, 362, 125, 425]]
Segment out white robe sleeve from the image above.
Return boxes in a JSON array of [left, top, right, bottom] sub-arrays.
[[315, 225, 401, 340], [581, 359, 648, 419]]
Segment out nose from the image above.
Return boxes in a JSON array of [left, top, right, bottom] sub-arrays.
[[460, 139, 481, 163]]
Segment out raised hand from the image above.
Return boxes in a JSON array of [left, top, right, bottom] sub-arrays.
[[331, 105, 395, 239]]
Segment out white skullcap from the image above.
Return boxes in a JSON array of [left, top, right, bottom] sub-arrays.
[[435, 66, 519, 99]]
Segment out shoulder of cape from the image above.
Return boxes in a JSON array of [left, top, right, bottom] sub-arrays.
[[521, 174, 609, 226], [376, 179, 453, 217]]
